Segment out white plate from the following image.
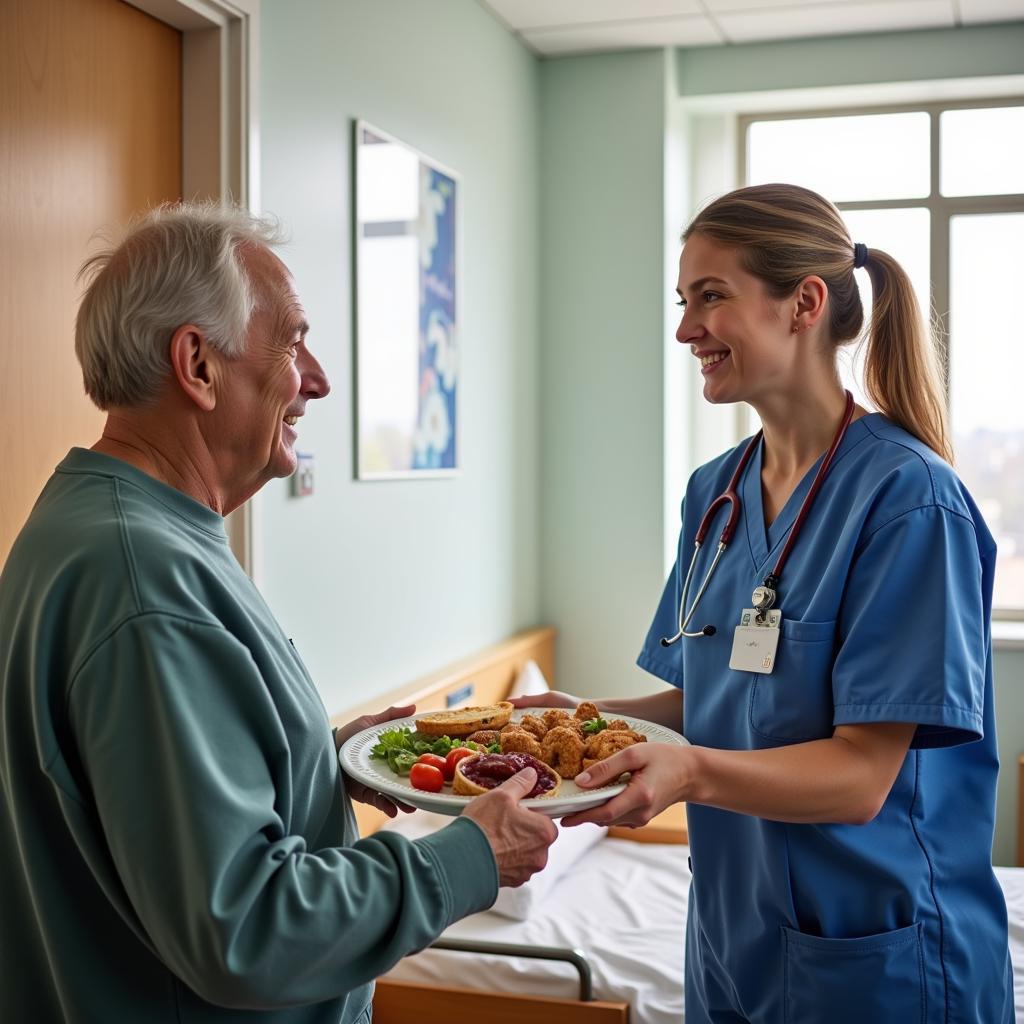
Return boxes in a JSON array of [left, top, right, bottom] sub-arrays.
[[339, 710, 687, 818]]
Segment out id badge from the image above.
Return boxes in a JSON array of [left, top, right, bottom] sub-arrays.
[[728, 608, 781, 674]]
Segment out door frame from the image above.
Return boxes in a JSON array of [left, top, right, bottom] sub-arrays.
[[127, 0, 261, 580]]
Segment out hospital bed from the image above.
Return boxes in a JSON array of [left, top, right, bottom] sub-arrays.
[[333, 627, 1024, 1024]]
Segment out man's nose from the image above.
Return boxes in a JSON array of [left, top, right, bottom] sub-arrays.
[[301, 349, 331, 399]]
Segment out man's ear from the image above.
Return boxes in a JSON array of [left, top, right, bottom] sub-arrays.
[[168, 324, 219, 412]]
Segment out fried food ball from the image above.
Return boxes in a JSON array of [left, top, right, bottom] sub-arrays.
[[584, 729, 646, 761], [500, 728, 543, 759], [539, 726, 585, 779], [467, 729, 501, 746], [605, 719, 632, 732], [516, 714, 548, 740], [574, 701, 601, 722], [542, 708, 574, 731]]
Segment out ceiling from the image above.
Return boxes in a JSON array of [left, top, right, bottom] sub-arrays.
[[479, 0, 1024, 55]]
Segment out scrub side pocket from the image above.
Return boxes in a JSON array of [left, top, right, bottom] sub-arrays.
[[782, 922, 925, 1024], [749, 619, 836, 744]]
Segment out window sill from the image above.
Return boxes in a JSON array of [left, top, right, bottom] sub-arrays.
[[993, 620, 1024, 652]]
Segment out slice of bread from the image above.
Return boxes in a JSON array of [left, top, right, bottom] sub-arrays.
[[415, 701, 514, 738], [453, 752, 561, 799]]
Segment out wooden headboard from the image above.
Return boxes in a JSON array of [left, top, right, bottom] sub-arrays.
[[331, 626, 556, 837]]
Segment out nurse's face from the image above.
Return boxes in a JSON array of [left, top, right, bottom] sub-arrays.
[[674, 233, 797, 406]]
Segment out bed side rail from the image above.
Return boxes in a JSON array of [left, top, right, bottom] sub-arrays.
[[430, 937, 594, 1001]]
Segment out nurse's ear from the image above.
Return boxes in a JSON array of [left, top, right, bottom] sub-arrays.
[[789, 276, 828, 336]]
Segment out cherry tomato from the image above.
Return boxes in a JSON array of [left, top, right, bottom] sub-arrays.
[[417, 753, 447, 774], [444, 747, 476, 781], [409, 762, 444, 792]]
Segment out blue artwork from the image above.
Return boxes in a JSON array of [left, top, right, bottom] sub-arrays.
[[412, 167, 457, 470], [355, 123, 459, 479]]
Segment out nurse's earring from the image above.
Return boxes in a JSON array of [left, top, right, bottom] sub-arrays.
[[791, 321, 801, 334]]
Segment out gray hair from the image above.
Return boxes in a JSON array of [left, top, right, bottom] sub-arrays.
[[75, 200, 287, 409]]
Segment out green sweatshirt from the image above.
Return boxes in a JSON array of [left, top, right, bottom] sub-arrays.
[[0, 449, 498, 1022]]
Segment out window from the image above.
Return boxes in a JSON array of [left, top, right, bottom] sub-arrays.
[[742, 100, 1024, 618]]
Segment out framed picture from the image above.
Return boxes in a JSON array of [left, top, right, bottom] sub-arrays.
[[353, 120, 460, 479]]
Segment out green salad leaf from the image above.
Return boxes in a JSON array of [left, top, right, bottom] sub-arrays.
[[369, 727, 496, 775], [581, 717, 608, 735]]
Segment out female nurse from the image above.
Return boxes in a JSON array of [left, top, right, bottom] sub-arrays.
[[516, 183, 1013, 1022]]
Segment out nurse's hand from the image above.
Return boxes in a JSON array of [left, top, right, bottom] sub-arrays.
[[336, 704, 418, 817], [561, 742, 689, 828], [507, 690, 581, 710]]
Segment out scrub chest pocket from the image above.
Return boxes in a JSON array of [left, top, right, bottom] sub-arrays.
[[749, 619, 837, 744], [782, 921, 925, 1023]]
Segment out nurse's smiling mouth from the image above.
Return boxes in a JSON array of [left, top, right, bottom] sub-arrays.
[[694, 349, 730, 375]]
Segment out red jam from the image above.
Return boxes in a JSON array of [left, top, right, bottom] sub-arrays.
[[460, 752, 557, 798]]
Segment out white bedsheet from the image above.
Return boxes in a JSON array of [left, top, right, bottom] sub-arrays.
[[383, 838, 1024, 1024], [997, 864, 1024, 1022], [384, 836, 688, 1024]]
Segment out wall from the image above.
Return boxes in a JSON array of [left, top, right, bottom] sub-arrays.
[[538, 49, 672, 700], [257, 0, 540, 714], [675, 21, 1024, 97], [993, 649, 1023, 867]]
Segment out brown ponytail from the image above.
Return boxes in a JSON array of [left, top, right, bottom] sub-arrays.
[[684, 184, 953, 464], [860, 248, 952, 463]]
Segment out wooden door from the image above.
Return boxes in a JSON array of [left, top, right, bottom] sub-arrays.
[[0, 0, 182, 566]]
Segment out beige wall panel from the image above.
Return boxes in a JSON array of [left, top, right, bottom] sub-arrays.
[[0, 0, 182, 565]]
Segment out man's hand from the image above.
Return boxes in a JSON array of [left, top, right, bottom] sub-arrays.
[[336, 704, 416, 818], [462, 768, 558, 887]]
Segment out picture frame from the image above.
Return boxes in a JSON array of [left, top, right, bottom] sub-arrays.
[[353, 120, 460, 479]]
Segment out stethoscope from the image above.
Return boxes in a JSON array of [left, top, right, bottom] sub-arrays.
[[661, 391, 856, 645]]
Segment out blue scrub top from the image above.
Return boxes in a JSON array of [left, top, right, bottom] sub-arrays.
[[638, 414, 1012, 1024]]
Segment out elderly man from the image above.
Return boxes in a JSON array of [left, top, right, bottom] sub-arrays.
[[0, 203, 556, 1022]]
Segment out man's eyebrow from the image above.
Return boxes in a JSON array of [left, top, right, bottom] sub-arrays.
[[274, 302, 309, 339], [676, 276, 729, 296]]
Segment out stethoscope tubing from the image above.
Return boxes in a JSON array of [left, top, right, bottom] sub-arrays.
[[661, 392, 855, 647]]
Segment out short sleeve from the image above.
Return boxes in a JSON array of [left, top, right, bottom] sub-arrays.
[[832, 505, 987, 748], [637, 514, 686, 689]]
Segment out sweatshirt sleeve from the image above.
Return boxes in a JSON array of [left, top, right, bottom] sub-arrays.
[[66, 613, 499, 1009]]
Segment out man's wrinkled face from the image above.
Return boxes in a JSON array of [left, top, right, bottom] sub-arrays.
[[215, 245, 330, 491]]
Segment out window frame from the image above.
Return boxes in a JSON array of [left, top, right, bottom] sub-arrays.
[[738, 96, 1024, 621]]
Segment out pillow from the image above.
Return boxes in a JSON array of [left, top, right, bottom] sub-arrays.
[[508, 658, 550, 699], [380, 810, 606, 922]]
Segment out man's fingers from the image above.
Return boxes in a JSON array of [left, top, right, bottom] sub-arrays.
[[374, 703, 414, 724], [499, 766, 538, 801]]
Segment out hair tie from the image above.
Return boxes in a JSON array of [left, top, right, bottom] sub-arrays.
[[853, 242, 868, 269]]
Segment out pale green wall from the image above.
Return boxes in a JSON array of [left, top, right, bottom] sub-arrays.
[[538, 50, 671, 700], [256, 0, 540, 715], [675, 22, 1024, 96], [993, 649, 1024, 867]]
